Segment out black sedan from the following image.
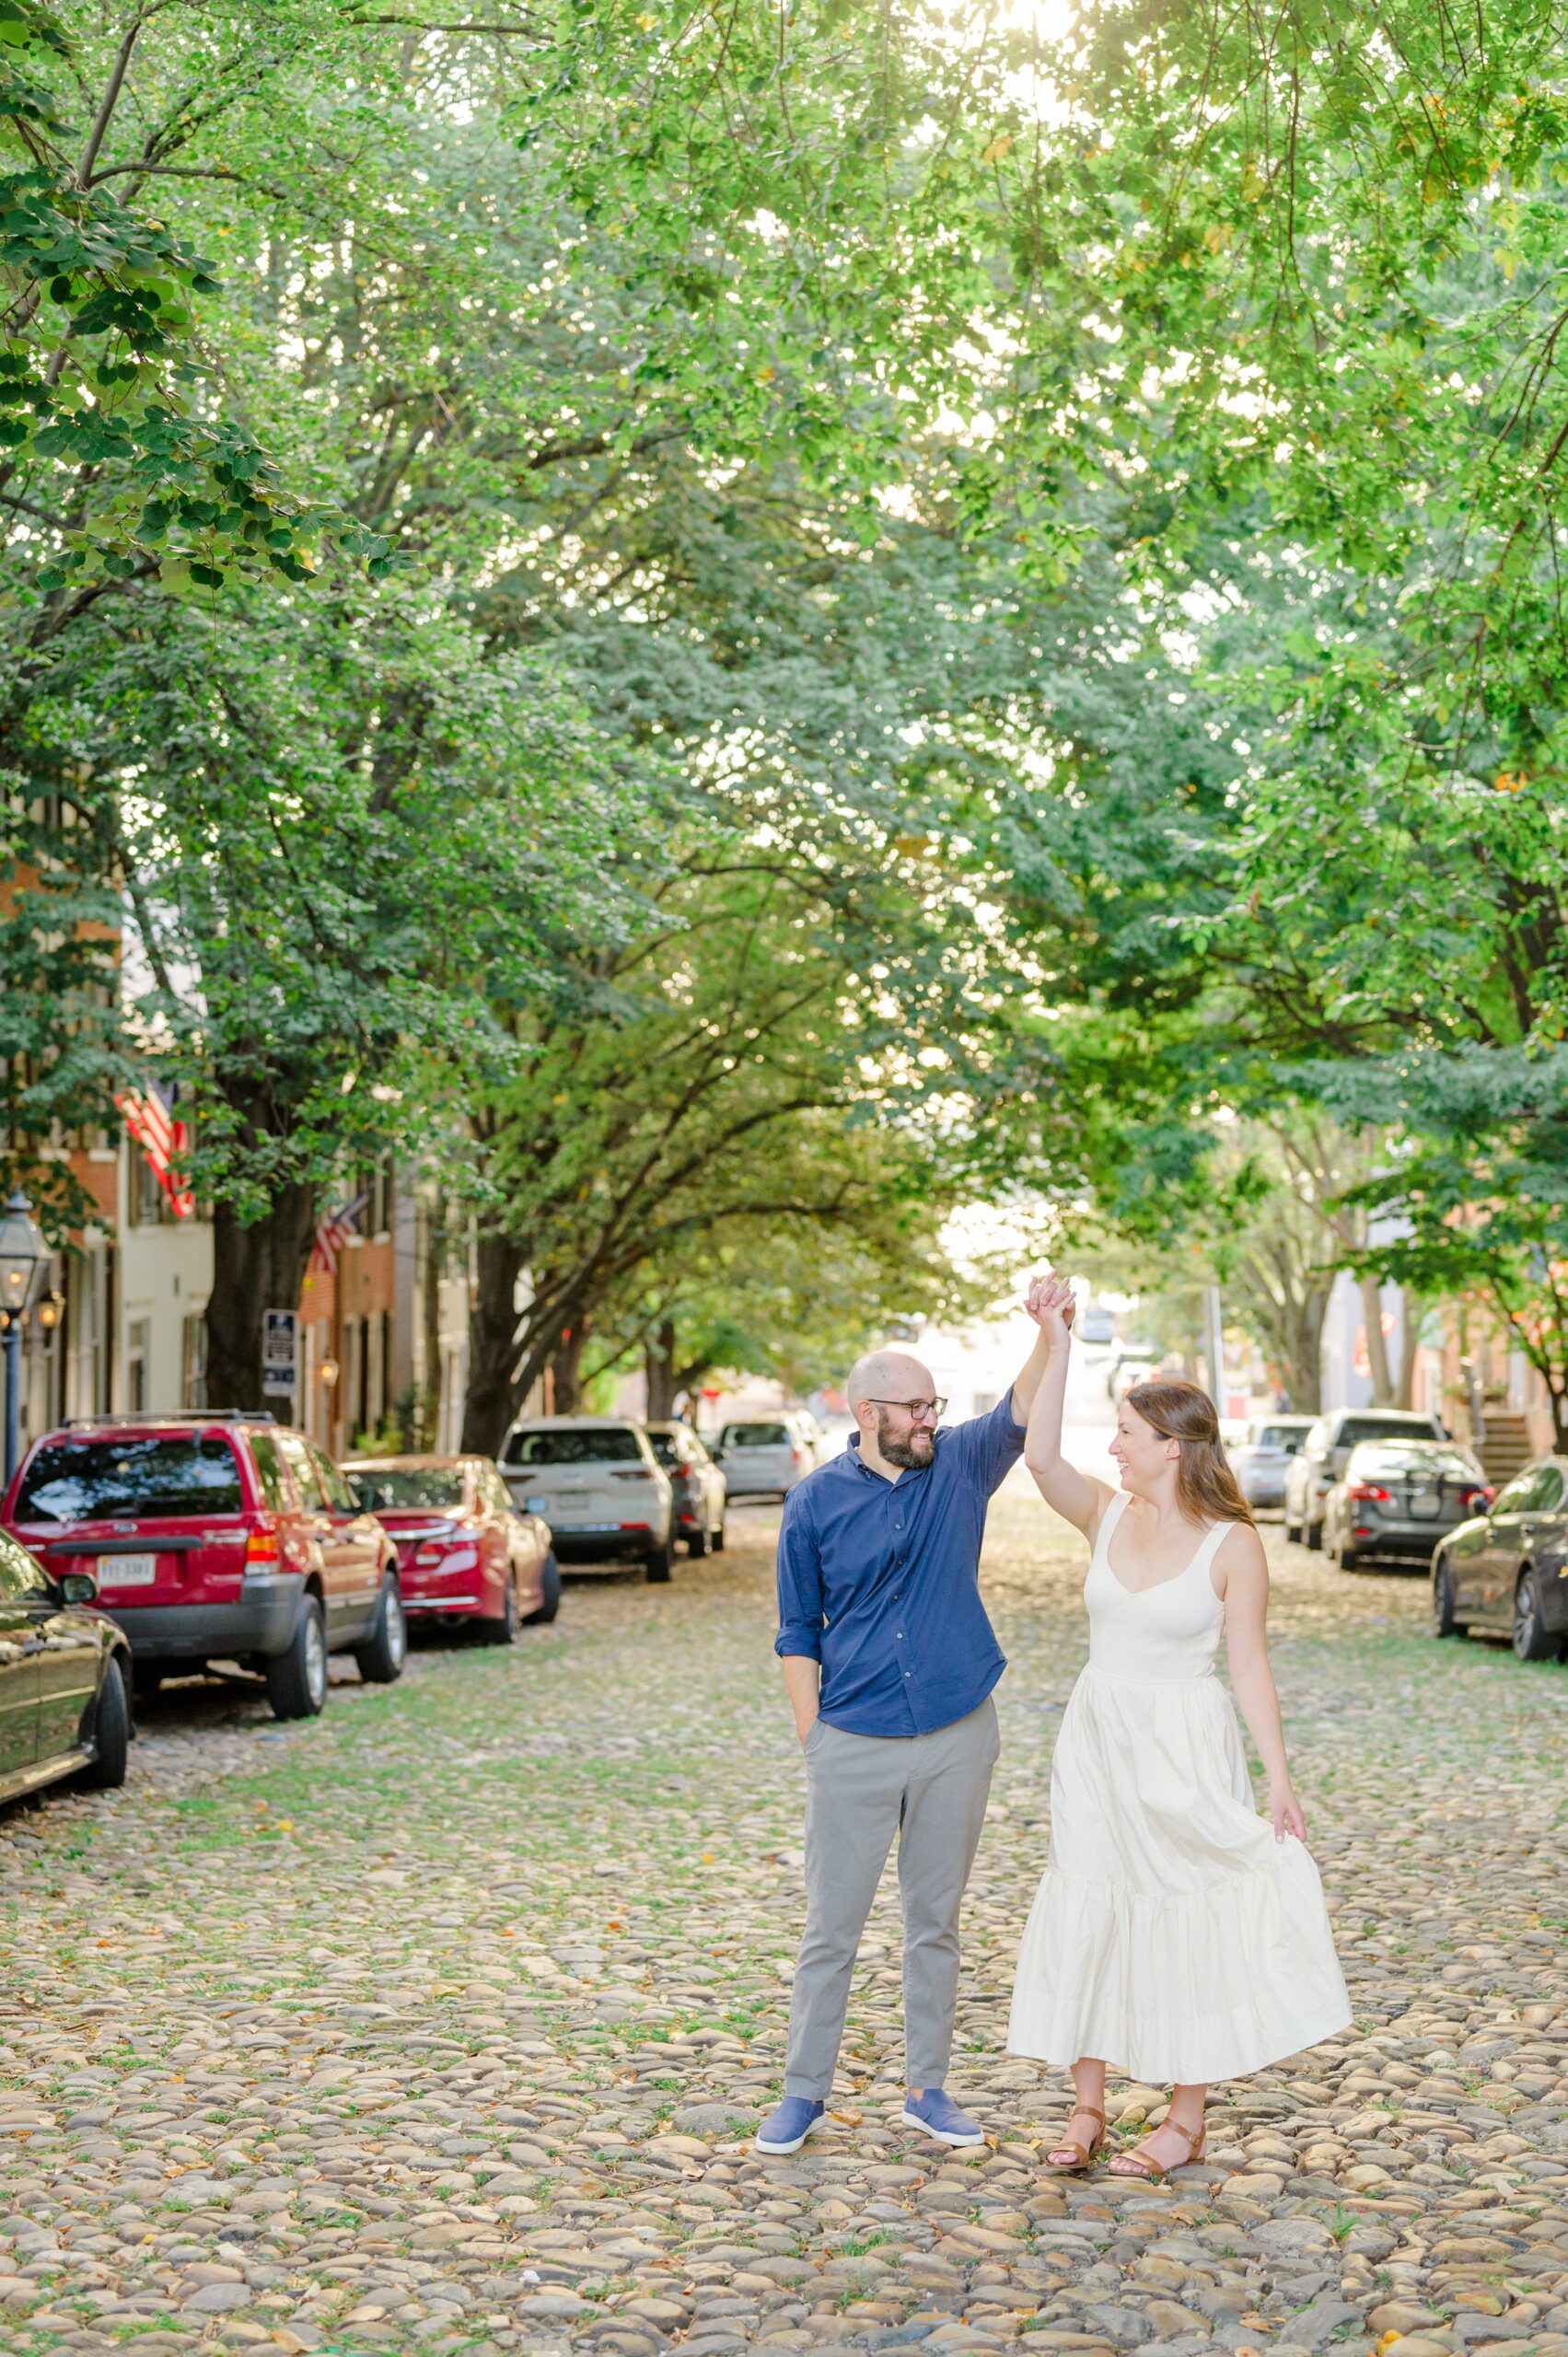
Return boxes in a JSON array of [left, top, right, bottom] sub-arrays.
[[1, 1529, 132, 1807], [1433, 1455, 1568, 1661], [1322, 1438, 1491, 1571]]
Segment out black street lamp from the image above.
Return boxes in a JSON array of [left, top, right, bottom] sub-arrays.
[[0, 1188, 50, 1486]]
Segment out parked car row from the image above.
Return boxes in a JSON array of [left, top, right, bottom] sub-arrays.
[[1282, 1408, 1452, 1547], [1255, 1406, 1568, 1666], [0, 1411, 562, 1812], [0, 1395, 815, 1813]]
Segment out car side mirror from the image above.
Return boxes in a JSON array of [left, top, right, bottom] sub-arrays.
[[58, 1571, 99, 1606]]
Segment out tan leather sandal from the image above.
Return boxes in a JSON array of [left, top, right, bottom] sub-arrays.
[[1044, 2104, 1106, 2174], [1108, 2114, 1206, 2182]]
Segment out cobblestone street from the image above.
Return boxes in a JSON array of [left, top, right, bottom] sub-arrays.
[[1, 1486, 1565, 2357]]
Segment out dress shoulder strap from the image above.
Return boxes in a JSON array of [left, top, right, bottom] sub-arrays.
[[1191, 1517, 1234, 1585], [1090, 1488, 1131, 1562]]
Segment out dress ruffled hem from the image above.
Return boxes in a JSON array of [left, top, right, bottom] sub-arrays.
[[1006, 1851, 1352, 2085]]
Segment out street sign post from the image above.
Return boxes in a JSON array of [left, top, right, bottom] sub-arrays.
[[262, 1309, 299, 1402]]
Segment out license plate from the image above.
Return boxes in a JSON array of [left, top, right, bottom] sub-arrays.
[[1408, 1491, 1441, 1518], [566, 1522, 619, 1534], [100, 1554, 157, 1585]]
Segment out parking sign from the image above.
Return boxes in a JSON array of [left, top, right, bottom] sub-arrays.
[[262, 1309, 298, 1398]]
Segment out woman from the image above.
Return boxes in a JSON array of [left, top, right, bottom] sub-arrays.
[[1007, 1275, 1349, 2180]]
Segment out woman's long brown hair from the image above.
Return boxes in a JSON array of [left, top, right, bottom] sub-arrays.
[[1122, 1379, 1256, 1527]]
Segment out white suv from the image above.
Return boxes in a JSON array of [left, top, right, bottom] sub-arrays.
[[499, 1418, 674, 1582]]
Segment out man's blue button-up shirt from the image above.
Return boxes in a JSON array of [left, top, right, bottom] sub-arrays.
[[772, 1392, 1025, 1736]]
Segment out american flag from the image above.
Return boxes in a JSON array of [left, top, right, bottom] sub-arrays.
[[309, 1189, 369, 1276], [115, 1080, 193, 1219]]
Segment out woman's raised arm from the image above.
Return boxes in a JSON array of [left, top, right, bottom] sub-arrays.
[[1022, 1272, 1115, 1538]]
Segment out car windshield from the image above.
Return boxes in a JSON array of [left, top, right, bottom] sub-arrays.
[[722, 1422, 790, 1448], [349, 1468, 465, 1510], [1349, 1446, 1477, 1478], [1255, 1424, 1308, 1451], [1336, 1416, 1434, 1447], [17, 1434, 243, 1523], [505, 1428, 643, 1466]]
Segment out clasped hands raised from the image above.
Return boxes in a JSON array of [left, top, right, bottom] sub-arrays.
[[1024, 1269, 1076, 1341]]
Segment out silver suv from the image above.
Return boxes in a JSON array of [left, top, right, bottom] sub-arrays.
[[713, 1412, 820, 1501], [1283, 1408, 1446, 1550], [498, 1418, 674, 1582]]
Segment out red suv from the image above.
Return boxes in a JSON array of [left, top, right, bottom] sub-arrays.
[[1, 1414, 405, 1720]]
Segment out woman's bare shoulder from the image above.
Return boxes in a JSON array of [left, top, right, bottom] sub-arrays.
[[1213, 1517, 1267, 1596]]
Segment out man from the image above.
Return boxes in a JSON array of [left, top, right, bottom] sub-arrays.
[[758, 1322, 1056, 2154]]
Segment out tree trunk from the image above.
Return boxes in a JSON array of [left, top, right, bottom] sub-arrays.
[[205, 1184, 319, 1411], [550, 1322, 587, 1416], [1359, 1271, 1394, 1406], [420, 1191, 445, 1448], [1280, 1278, 1332, 1412], [1395, 1291, 1424, 1409], [645, 1318, 679, 1420], [1227, 1255, 1330, 1413], [459, 1230, 527, 1456]]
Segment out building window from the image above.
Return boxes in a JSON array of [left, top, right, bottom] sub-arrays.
[[128, 1153, 174, 1227], [128, 1318, 150, 1411], [182, 1312, 207, 1410], [362, 1156, 393, 1241], [356, 1314, 371, 1440]]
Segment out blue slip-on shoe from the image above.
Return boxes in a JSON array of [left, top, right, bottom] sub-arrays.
[[756, 2096, 825, 2154], [900, 2087, 985, 2146]]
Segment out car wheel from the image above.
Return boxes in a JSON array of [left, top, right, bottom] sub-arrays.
[[1513, 1571, 1556, 1662], [712, 1515, 726, 1554], [354, 1575, 408, 1682], [1283, 1515, 1300, 1545], [79, 1656, 131, 1790], [266, 1594, 329, 1720], [686, 1524, 711, 1558], [1330, 1527, 1359, 1573], [479, 1573, 519, 1646], [1305, 1516, 1323, 1552], [1433, 1555, 1467, 1638], [645, 1544, 673, 1584], [523, 1550, 561, 1626]]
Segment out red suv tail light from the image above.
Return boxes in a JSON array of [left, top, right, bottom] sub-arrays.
[[245, 1517, 281, 1564], [1460, 1484, 1494, 1507], [1346, 1482, 1390, 1503]]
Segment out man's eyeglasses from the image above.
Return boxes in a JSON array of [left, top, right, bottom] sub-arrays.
[[865, 1396, 947, 1422]]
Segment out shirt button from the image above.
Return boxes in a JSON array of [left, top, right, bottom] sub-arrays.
[[904, 1670, 912, 1678]]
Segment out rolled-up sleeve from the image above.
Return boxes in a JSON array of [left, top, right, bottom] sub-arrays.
[[947, 1388, 1028, 1494], [774, 1488, 825, 1660]]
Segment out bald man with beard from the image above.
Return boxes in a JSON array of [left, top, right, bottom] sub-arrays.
[[757, 1314, 1059, 2154]]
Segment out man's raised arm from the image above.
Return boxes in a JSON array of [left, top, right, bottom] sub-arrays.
[[1007, 1309, 1060, 1425]]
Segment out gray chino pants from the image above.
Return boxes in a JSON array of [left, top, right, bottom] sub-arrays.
[[783, 1697, 1000, 2099]]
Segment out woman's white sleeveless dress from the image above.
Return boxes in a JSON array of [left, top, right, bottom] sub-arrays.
[[1007, 1491, 1350, 2084]]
